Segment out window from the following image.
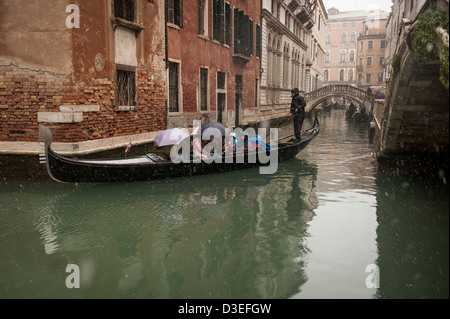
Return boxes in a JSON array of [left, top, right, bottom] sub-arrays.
[[360, 41, 364, 50], [379, 56, 384, 66], [114, 0, 135, 22], [367, 56, 373, 66], [168, 62, 180, 112], [285, 11, 290, 29], [378, 73, 384, 83], [380, 40, 387, 48], [340, 50, 346, 62], [256, 24, 262, 58], [350, 32, 356, 42], [325, 33, 331, 43], [200, 68, 208, 111], [167, 0, 183, 27], [198, 0, 207, 35], [368, 40, 373, 50], [283, 45, 290, 88], [343, 22, 347, 27], [217, 71, 226, 90], [341, 32, 347, 42], [324, 70, 329, 82], [349, 50, 355, 62], [358, 74, 363, 85], [366, 73, 372, 83], [359, 56, 364, 66], [339, 69, 345, 81], [213, 0, 231, 45], [235, 74, 243, 127], [348, 69, 354, 82], [116, 67, 136, 106], [325, 51, 330, 63], [255, 78, 259, 108], [351, 22, 356, 27], [217, 72, 226, 123], [234, 8, 253, 57]]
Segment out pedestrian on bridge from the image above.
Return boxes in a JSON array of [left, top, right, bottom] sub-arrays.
[[289, 88, 306, 142]]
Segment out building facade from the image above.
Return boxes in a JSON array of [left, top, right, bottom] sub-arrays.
[[356, 12, 389, 88], [260, 0, 326, 122], [324, 7, 389, 88], [305, 0, 328, 92], [0, 0, 167, 144], [166, 0, 262, 128]]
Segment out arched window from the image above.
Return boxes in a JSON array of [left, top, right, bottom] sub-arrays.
[[339, 69, 345, 81], [340, 50, 346, 62], [324, 70, 329, 82], [267, 34, 273, 86], [348, 69, 354, 82], [341, 32, 347, 42], [325, 33, 331, 43], [325, 51, 330, 63], [350, 32, 356, 42], [349, 50, 355, 62]]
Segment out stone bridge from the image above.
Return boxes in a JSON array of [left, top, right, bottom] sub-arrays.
[[370, 1, 448, 174], [304, 85, 373, 112]]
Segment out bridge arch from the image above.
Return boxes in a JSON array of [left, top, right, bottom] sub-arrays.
[[304, 85, 373, 112]]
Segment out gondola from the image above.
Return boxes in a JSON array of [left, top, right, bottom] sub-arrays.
[[38, 116, 319, 183]]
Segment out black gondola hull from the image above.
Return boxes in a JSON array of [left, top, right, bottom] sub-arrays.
[[40, 118, 319, 183]]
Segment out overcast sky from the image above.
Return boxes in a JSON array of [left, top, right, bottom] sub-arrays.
[[322, 0, 393, 13]]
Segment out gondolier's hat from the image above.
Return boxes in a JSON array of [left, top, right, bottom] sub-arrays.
[[291, 88, 299, 94]]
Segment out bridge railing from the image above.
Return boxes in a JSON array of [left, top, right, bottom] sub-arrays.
[[304, 85, 372, 102]]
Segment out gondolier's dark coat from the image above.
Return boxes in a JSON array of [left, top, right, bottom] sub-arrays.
[[290, 89, 306, 140], [290, 93, 306, 115]]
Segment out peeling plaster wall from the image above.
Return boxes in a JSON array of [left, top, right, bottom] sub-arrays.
[[1, 0, 167, 144]]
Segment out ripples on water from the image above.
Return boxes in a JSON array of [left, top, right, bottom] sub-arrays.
[[0, 111, 448, 298]]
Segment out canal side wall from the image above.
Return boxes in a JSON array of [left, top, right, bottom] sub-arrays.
[[0, 0, 167, 144]]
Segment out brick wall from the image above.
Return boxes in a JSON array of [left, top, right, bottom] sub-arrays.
[[0, 65, 166, 143]]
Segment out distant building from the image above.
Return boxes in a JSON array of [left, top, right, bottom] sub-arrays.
[[324, 7, 389, 88], [356, 12, 389, 88], [166, 0, 262, 128], [0, 0, 167, 144]]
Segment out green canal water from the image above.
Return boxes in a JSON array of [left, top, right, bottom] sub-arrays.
[[0, 111, 448, 299]]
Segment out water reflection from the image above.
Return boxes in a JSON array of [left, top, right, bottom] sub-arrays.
[[0, 159, 319, 298], [375, 174, 449, 299]]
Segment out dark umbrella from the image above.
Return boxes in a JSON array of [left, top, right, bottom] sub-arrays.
[[193, 122, 227, 138]]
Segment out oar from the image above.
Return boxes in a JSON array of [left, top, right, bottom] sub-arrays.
[[265, 113, 293, 139]]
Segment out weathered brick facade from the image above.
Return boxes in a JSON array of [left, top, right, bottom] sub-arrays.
[[0, 0, 166, 144]]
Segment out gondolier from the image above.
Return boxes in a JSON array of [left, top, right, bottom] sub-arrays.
[[289, 88, 306, 142]]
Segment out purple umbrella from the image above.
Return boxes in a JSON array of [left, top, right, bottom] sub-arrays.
[[153, 128, 189, 147]]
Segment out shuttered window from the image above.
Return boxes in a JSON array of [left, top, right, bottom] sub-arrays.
[[169, 62, 180, 112], [166, 0, 183, 27], [256, 24, 262, 58], [115, 0, 135, 22], [234, 9, 253, 57], [213, 0, 231, 45], [200, 68, 208, 111]]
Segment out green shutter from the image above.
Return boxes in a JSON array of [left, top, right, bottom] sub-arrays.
[[225, 3, 232, 45]]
